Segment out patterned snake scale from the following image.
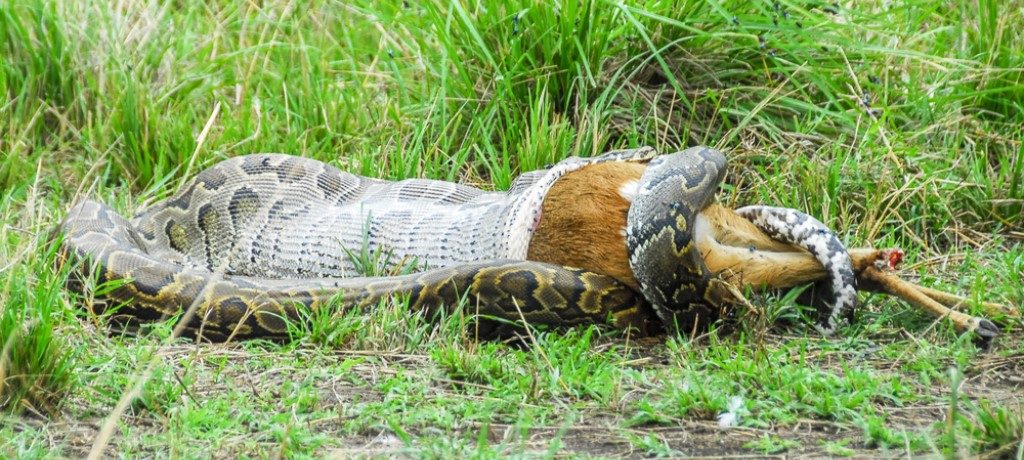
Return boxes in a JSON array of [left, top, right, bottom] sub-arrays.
[[59, 147, 857, 340]]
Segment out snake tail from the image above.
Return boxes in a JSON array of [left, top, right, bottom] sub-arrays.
[[734, 205, 858, 333]]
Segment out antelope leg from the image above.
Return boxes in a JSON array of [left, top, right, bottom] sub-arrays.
[[912, 284, 1019, 319], [852, 248, 1017, 321], [859, 266, 1000, 339]]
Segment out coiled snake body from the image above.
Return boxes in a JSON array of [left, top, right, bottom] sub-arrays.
[[59, 147, 857, 340]]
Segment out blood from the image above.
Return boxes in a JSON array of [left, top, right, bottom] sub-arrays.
[[885, 248, 905, 269]]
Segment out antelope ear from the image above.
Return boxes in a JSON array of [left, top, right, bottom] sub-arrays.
[[705, 278, 748, 307]]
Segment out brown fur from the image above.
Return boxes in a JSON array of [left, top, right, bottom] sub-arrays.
[[528, 163, 883, 290], [699, 203, 792, 252], [526, 161, 1011, 337], [527, 162, 645, 288]]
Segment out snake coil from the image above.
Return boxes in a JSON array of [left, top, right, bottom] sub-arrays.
[[59, 148, 858, 340]]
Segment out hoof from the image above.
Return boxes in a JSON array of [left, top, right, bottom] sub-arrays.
[[971, 317, 1000, 344]]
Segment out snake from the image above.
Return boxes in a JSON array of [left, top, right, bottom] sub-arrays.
[[58, 147, 857, 341]]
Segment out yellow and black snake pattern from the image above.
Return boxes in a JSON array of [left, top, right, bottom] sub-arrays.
[[626, 147, 735, 332], [58, 147, 856, 340], [61, 203, 648, 340]]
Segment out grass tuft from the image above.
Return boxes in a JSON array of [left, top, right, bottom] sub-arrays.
[[0, 236, 75, 416], [1, 0, 1022, 456]]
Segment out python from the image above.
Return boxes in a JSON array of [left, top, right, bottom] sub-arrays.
[[58, 147, 1010, 341]]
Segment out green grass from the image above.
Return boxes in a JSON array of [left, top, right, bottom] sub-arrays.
[[2, 0, 1023, 456]]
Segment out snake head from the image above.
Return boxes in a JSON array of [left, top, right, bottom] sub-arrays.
[[626, 146, 729, 333]]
